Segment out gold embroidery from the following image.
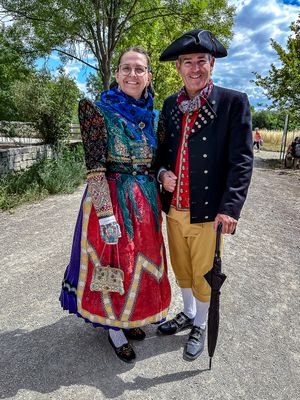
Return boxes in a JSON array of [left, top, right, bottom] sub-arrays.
[[87, 173, 113, 218], [120, 247, 165, 321]]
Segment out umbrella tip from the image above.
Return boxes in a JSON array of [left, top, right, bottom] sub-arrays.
[[209, 357, 212, 370]]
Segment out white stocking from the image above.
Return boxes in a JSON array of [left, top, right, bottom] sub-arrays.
[[194, 299, 209, 329], [109, 329, 128, 347], [181, 288, 196, 319]]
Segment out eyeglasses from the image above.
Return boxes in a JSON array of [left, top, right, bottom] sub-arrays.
[[118, 64, 148, 76]]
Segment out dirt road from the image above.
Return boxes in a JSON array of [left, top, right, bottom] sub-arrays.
[[0, 151, 299, 400]]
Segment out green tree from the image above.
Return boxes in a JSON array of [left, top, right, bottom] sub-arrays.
[[0, 24, 36, 120], [12, 70, 80, 145], [0, 0, 235, 96], [255, 15, 300, 117]]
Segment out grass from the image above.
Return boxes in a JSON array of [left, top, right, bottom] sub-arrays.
[[259, 129, 300, 152], [0, 144, 86, 210]]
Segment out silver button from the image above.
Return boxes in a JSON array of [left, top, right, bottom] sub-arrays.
[[212, 100, 216, 104], [205, 201, 208, 205], [205, 216, 209, 219], [203, 137, 207, 141], [171, 133, 174, 137], [147, 163, 151, 167], [144, 171, 149, 175], [191, 129, 195, 133], [210, 115, 214, 119], [204, 170, 208, 174], [132, 171, 137, 175], [205, 186, 209, 190], [203, 154, 207, 158], [169, 149, 172, 152]]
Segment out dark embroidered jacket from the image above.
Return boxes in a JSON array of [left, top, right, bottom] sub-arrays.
[[157, 85, 253, 223]]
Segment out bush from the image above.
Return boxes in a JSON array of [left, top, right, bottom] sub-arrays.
[[11, 70, 80, 145], [38, 145, 85, 194], [0, 144, 85, 210]]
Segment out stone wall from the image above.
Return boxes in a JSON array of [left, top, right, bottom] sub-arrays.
[[0, 121, 40, 138], [0, 145, 53, 176]]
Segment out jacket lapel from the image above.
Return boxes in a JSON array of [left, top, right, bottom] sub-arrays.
[[189, 87, 218, 138]]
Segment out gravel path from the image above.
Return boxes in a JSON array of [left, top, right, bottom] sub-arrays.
[[0, 151, 299, 400]]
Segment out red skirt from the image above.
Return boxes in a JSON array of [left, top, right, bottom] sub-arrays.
[[62, 176, 171, 329]]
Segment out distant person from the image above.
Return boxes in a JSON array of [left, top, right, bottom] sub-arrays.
[[285, 136, 300, 168], [253, 127, 262, 151], [290, 136, 300, 159], [59, 47, 171, 363]]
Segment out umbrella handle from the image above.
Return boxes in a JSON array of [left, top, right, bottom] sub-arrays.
[[215, 223, 222, 257]]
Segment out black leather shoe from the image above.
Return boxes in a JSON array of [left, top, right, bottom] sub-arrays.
[[108, 335, 136, 363], [183, 326, 206, 361], [157, 312, 194, 335], [123, 328, 146, 341]]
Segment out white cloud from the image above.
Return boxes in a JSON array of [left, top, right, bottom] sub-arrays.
[[63, 63, 81, 76], [214, 0, 300, 107]]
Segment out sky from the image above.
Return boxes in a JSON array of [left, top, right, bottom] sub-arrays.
[[213, 0, 300, 107], [39, 0, 300, 109]]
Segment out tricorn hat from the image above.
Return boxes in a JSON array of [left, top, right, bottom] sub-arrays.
[[159, 30, 227, 61]]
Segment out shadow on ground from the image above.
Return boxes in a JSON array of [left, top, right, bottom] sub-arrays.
[[0, 317, 206, 399], [254, 154, 282, 170]]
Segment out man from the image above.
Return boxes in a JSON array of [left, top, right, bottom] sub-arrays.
[[156, 30, 253, 361]]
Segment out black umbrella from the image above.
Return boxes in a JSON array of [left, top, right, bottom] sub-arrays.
[[204, 223, 227, 369]]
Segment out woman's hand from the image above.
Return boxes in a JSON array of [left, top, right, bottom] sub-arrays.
[[100, 219, 122, 244]]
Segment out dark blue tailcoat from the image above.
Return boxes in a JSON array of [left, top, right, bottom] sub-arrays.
[[157, 85, 254, 223]]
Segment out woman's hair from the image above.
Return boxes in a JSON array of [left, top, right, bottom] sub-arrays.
[[117, 46, 151, 71]]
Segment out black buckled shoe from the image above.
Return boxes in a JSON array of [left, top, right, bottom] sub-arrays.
[[123, 327, 146, 341], [157, 312, 194, 335], [183, 326, 206, 361], [108, 335, 136, 363]]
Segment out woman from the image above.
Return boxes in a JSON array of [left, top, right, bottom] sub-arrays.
[[60, 47, 171, 363], [253, 127, 262, 151]]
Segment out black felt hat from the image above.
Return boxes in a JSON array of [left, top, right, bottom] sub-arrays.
[[159, 30, 227, 61]]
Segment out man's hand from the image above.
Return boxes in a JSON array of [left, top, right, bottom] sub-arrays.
[[159, 170, 177, 192], [214, 213, 237, 234]]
